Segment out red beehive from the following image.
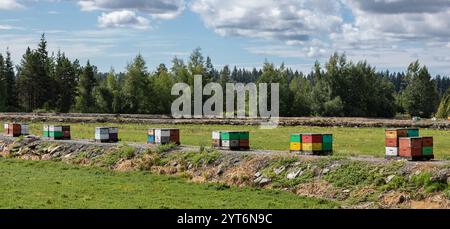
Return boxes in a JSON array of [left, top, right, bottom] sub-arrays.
[[385, 138, 398, 147], [302, 134, 322, 143], [422, 137, 433, 147], [399, 147, 422, 157], [169, 129, 180, 145], [399, 137, 422, 157], [399, 137, 422, 148], [8, 124, 22, 137]]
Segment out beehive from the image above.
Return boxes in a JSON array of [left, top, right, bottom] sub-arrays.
[[148, 128, 180, 145], [4, 123, 22, 137], [95, 127, 118, 143], [50, 126, 63, 140], [385, 129, 409, 158], [212, 131, 250, 151], [290, 133, 333, 155], [44, 125, 71, 140], [3, 123, 9, 135], [62, 126, 71, 140], [385, 128, 433, 161], [21, 124, 29, 136], [109, 127, 119, 142], [399, 137, 423, 157], [302, 134, 323, 153], [289, 134, 302, 152], [421, 137, 434, 156]]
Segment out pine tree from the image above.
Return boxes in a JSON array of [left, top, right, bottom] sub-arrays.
[[4, 50, 18, 111], [402, 61, 439, 117], [0, 54, 6, 111], [54, 51, 78, 112], [17, 48, 41, 111], [36, 33, 54, 109], [75, 61, 97, 113], [151, 64, 174, 114], [219, 65, 231, 88], [122, 54, 149, 113]]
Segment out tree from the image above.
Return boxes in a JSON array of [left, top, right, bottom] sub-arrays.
[[402, 61, 439, 117], [122, 54, 149, 113], [289, 75, 312, 116], [0, 54, 6, 111], [36, 34, 54, 109], [151, 64, 174, 114], [75, 61, 97, 113], [219, 65, 231, 88], [54, 51, 78, 112], [16, 48, 47, 111], [436, 89, 450, 119], [4, 50, 17, 111]]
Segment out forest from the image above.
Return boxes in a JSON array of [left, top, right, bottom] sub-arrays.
[[1, 34, 449, 118]]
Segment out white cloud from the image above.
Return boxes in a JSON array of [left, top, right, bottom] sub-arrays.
[[77, 0, 185, 19], [190, 0, 343, 44], [98, 10, 150, 29], [0, 0, 24, 10], [0, 24, 23, 30]]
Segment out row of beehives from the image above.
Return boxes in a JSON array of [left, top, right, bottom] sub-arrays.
[[2, 124, 437, 161], [385, 128, 434, 161], [3, 123, 29, 137]]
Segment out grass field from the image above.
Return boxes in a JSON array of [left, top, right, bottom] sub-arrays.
[[0, 158, 337, 209], [26, 123, 450, 159]]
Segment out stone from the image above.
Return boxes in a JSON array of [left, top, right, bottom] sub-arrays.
[[343, 189, 351, 193], [431, 169, 450, 183], [287, 169, 302, 180], [322, 168, 330, 175], [254, 172, 262, 178], [386, 175, 396, 183], [259, 177, 271, 185], [274, 166, 286, 175]]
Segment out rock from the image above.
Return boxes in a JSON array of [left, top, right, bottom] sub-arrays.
[[287, 169, 302, 180], [216, 165, 225, 176], [254, 172, 262, 178], [312, 166, 321, 176], [49, 145, 62, 154], [274, 166, 286, 175], [322, 168, 330, 175], [259, 177, 271, 185], [431, 169, 450, 183], [386, 175, 396, 183], [330, 163, 341, 170], [343, 189, 351, 193]]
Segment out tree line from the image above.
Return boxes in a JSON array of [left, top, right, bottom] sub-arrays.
[[0, 34, 449, 118]]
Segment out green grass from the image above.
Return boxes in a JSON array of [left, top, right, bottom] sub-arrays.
[[26, 123, 450, 159], [0, 158, 337, 209]]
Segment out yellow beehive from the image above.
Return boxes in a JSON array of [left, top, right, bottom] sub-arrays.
[[290, 142, 301, 151], [302, 143, 322, 151]]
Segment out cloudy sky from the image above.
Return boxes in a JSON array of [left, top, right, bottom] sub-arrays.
[[0, 0, 449, 75]]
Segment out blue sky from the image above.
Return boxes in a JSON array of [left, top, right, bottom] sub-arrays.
[[0, 0, 449, 75]]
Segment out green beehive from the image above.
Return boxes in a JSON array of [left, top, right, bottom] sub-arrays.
[[221, 132, 240, 141], [43, 125, 49, 138], [422, 147, 433, 156], [322, 134, 333, 151], [407, 129, 419, 137], [239, 132, 250, 140], [322, 134, 333, 143], [290, 134, 302, 143]]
